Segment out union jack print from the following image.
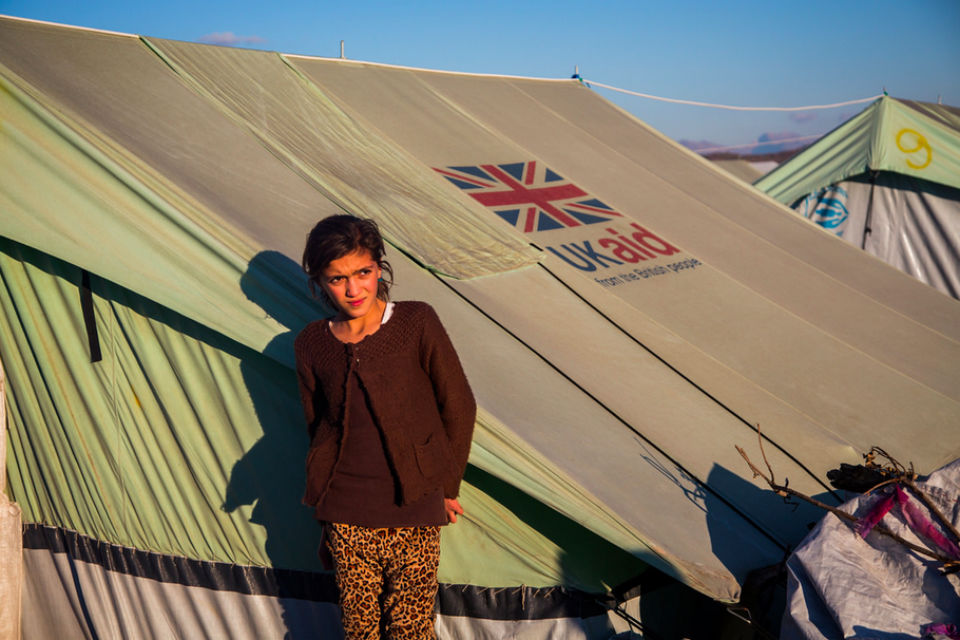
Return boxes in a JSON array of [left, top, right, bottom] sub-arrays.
[[435, 161, 622, 232]]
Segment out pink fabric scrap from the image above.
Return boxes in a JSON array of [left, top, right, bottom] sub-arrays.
[[895, 486, 960, 559], [922, 622, 960, 639], [856, 489, 897, 538]]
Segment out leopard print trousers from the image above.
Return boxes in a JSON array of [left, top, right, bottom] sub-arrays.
[[325, 523, 441, 640]]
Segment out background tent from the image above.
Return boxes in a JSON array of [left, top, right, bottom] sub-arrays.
[[704, 155, 783, 184], [755, 96, 960, 299], [708, 158, 768, 183], [2, 16, 960, 639]]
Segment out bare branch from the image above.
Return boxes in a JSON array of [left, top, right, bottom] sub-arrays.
[[758, 426, 774, 483], [859, 447, 959, 550], [735, 443, 956, 565]]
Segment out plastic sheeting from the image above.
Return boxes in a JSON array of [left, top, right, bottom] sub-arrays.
[[782, 458, 960, 639]]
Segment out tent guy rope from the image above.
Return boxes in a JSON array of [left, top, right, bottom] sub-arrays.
[[693, 134, 823, 154], [582, 79, 883, 112]]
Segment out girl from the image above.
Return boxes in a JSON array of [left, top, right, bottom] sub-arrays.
[[295, 214, 476, 639]]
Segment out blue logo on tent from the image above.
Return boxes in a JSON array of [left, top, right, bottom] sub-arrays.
[[802, 186, 849, 236]]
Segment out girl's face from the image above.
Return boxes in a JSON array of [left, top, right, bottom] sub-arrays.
[[320, 249, 383, 321]]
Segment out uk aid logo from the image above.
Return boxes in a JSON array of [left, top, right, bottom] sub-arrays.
[[435, 161, 689, 277]]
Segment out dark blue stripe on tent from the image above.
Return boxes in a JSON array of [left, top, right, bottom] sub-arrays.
[[22, 523, 336, 602], [495, 209, 521, 226], [564, 208, 613, 225], [537, 213, 565, 231], [498, 162, 526, 180], [444, 177, 483, 190], [576, 198, 613, 210], [22, 524, 609, 621], [545, 168, 564, 182], [449, 165, 493, 181]]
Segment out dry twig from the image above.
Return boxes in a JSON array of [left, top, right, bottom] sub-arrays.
[[904, 479, 960, 549], [736, 430, 958, 567]]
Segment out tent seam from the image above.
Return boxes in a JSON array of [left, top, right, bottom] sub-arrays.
[[535, 261, 842, 500], [426, 268, 790, 554]]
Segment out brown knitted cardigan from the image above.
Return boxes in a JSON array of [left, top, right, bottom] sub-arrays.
[[295, 301, 476, 512]]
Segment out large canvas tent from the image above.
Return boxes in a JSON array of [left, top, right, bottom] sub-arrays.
[[1, 15, 959, 639], [755, 96, 960, 299]]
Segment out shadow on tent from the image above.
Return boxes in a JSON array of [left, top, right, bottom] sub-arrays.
[[228, 249, 333, 638]]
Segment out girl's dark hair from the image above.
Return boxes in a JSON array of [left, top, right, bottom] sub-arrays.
[[302, 214, 393, 302]]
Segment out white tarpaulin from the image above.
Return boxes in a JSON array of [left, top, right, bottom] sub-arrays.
[[783, 459, 960, 639]]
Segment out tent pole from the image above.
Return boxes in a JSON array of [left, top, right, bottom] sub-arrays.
[[861, 170, 879, 250]]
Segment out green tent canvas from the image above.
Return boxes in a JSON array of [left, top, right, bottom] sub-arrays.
[[2, 15, 960, 639]]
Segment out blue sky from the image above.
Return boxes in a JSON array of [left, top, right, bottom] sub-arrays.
[[1, 0, 958, 152]]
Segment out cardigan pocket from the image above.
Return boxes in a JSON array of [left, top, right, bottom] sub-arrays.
[[414, 432, 452, 480]]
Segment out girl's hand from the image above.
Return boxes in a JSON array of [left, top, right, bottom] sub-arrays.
[[444, 498, 464, 524]]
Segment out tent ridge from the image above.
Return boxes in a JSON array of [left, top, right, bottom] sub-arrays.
[[281, 51, 577, 83], [0, 13, 135, 38]]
